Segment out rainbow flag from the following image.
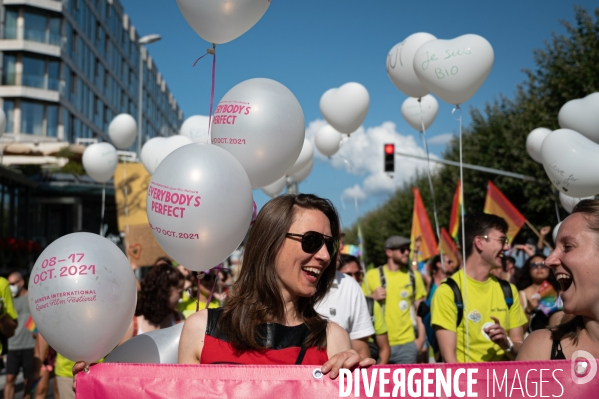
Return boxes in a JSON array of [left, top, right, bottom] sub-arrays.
[[536, 280, 563, 316], [439, 227, 459, 267], [410, 188, 439, 261], [25, 315, 37, 334], [449, 180, 462, 242], [483, 181, 526, 242]]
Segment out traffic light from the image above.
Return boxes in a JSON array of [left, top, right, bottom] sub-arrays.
[[384, 143, 395, 172]]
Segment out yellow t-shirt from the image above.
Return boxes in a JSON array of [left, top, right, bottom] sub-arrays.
[[363, 266, 426, 346], [0, 277, 18, 354], [55, 353, 104, 378], [179, 291, 220, 318], [431, 269, 528, 363], [372, 299, 387, 336]]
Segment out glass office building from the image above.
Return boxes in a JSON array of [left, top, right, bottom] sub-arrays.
[[0, 0, 183, 145]]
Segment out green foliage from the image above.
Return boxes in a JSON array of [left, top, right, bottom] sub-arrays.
[[352, 7, 599, 267], [60, 160, 85, 175]]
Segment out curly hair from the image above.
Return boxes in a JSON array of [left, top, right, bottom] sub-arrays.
[[136, 264, 184, 325]]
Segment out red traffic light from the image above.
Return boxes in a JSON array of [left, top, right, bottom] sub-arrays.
[[384, 144, 395, 155]]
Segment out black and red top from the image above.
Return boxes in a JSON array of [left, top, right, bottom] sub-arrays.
[[200, 308, 328, 365]]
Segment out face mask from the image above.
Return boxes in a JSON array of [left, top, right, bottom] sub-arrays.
[[9, 284, 19, 297]]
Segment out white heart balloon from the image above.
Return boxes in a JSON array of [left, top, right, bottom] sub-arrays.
[[82, 142, 118, 183], [108, 114, 137, 150], [176, 0, 270, 44], [558, 92, 599, 144], [413, 34, 494, 105], [261, 175, 287, 198], [105, 323, 183, 364], [541, 129, 599, 197], [289, 159, 313, 183], [211, 78, 305, 189], [319, 82, 369, 134], [401, 94, 439, 132], [526, 128, 552, 164], [314, 125, 342, 157], [559, 192, 594, 213], [386, 32, 437, 98], [552, 222, 561, 243], [287, 139, 313, 175], [179, 115, 210, 143], [140, 135, 193, 175]]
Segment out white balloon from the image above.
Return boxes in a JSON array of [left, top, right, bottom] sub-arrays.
[[401, 94, 439, 132], [314, 125, 342, 157], [413, 34, 494, 105], [147, 144, 252, 272], [526, 128, 552, 164], [287, 139, 313, 175], [559, 192, 594, 214], [140, 135, 193, 175], [552, 222, 561, 243], [28, 233, 137, 364], [211, 78, 305, 188], [179, 115, 210, 143], [386, 32, 437, 98], [289, 159, 313, 183], [105, 323, 183, 364], [176, 0, 270, 44], [0, 108, 6, 138], [82, 142, 118, 183], [558, 92, 599, 143], [108, 114, 137, 150], [541, 129, 599, 197], [261, 175, 287, 198], [319, 82, 370, 134]]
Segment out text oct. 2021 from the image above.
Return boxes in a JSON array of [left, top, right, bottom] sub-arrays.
[[32, 253, 95, 285]]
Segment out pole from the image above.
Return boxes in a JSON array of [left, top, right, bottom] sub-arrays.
[[137, 46, 144, 159]]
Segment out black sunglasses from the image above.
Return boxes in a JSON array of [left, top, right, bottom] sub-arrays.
[[286, 231, 338, 256], [530, 261, 548, 270]]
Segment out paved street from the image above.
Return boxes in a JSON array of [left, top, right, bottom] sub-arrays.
[[0, 372, 56, 399]]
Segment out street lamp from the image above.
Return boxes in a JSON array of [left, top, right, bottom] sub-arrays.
[[137, 34, 161, 159]]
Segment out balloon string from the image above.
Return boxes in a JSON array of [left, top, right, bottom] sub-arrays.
[[208, 44, 217, 135], [204, 263, 223, 311], [100, 183, 106, 236], [454, 104, 469, 363], [123, 159, 129, 251], [418, 99, 445, 274], [554, 195, 561, 224]]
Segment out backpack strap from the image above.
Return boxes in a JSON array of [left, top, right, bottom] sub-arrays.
[[378, 266, 386, 289], [442, 278, 464, 327], [497, 278, 514, 309]]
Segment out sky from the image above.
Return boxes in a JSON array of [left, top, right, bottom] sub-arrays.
[[119, 0, 596, 229]]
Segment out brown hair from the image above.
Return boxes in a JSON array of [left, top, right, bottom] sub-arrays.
[[136, 264, 184, 325], [550, 199, 599, 344], [217, 194, 340, 351]]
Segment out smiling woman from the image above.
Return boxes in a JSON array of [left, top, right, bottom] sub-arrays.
[[517, 199, 599, 361], [177, 194, 374, 377]]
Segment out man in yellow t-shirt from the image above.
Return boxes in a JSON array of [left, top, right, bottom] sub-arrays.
[[0, 276, 18, 352], [431, 213, 527, 363], [363, 236, 426, 364]]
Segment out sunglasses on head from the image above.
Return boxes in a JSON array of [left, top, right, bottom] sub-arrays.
[[286, 231, 338, 256], [530, 261, 547, 270]]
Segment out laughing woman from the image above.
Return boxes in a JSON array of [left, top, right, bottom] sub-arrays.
[[518, 200, 599, 360], [178, 194, 374, 377]]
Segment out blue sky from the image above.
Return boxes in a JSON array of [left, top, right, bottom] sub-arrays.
[[120, 0, 596, 228]]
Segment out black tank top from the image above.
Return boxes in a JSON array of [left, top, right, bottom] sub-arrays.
[[551, 339, 566, 360]]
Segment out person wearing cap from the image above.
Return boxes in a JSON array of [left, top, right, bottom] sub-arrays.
[[431, 213, 527, 363], [362, 235, 426, 364]]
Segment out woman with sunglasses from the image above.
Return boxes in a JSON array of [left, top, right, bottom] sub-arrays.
[[518, 200, 599, 361], [177, 194, 374, 377]]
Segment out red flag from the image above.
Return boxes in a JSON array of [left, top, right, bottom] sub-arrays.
[[410, 188, 439, 261], [439, 227, 459, 267], [483, 181, 526, 241], [449, 180, 462, 242]]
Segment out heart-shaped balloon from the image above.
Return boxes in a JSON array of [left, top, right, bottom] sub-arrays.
[[401, 94, 439, 132], [286, 139, 313, 175], [559, 192, 595, 213], [386, 32, 437, 98], [108, 114, 137, 150], [179, 115, 210, 143], [314, 125, 342, 157], [541, 129, 599, 197], [176, 0, 270, 44], [261, 175, 286, 198], [141, 135, 193, 175], [82, 142, 118, 183], [552, 222, 561, 243], [319, 82, 369, 134], [413, 34, 494, 105], [558, 92, 599, 144], [526, 127, 552, 164]]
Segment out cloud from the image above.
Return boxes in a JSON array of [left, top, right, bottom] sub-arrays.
[[427, 133, 455, 146], [341, 184, 368, 203], [305, 119, 439, 200]]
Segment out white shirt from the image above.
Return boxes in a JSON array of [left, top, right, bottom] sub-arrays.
[[315, 271, 375, 340]]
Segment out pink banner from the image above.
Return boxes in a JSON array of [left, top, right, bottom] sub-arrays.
[[76, 360, 599, 398]]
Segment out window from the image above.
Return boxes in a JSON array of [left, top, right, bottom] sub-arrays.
[[47, 105, 58, 137], [4, 9, 18, 39], [48, 60, 60, 91], [22, 55, 46, 89], [2, 54, 17, 85], [20, 101, 45, 135], [3, 100, 15, 134]]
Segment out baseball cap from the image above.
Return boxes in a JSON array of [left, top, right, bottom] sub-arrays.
[[385, 236, 411, 249]]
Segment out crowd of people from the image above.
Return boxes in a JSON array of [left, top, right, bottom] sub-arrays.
[[1, 193, 598, 396]]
